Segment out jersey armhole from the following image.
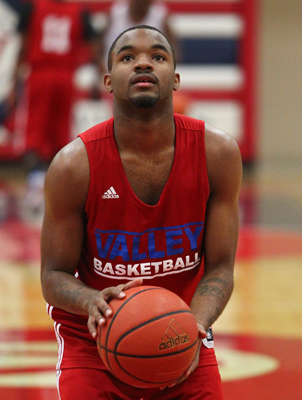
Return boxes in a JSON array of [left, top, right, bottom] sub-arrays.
[[199, 120, 210, 201], [77, 134, 93, 216]]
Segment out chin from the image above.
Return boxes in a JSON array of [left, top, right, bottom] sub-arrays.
[[129, 95, 159, 109]]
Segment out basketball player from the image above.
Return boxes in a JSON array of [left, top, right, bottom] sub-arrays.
[[41, 26, 242, 399], [11, 0, 99, 166]]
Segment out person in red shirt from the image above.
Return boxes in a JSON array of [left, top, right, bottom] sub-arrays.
[[41, 25, 242, 399], [11, 0, 99, 168]]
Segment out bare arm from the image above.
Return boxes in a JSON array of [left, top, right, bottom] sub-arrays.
[[160, 125, 242, 390], [41, 139, 91, 311], [190, 124, 242, 331], [40, 138, 141, 337]]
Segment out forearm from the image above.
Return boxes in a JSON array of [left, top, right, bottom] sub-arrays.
[[190, 266, 234, 331], [41, 270, 99, 317]]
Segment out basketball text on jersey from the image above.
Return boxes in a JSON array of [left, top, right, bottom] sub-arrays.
[[93, 222, 203, 280]]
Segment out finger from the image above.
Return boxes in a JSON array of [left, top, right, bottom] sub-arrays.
[[159, 381, 173, 390], [94, 297, 115, 318], [167, 373, 188, 388], [90, 295, 115, 323], [87, 315, 104, 339], [183, 343, 201, 377], [185, 364, 196, 376], [101, 287, 126, 303], [197, 323, 207, 339], [198, 330, 207, 339], [121, 278, 143, 292]]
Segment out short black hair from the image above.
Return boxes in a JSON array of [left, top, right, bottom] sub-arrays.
[[107, 25, 176, 71]]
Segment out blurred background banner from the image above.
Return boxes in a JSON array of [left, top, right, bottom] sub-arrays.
[[0, 0, 258, 164]]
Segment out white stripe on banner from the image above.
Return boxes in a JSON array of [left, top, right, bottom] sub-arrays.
[[176, 65, 243, 90], [169, 14, 243, 38], [186, 100, 243, 141]]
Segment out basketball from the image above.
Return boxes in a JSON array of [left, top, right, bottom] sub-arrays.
[[96, 286, 198, 388]]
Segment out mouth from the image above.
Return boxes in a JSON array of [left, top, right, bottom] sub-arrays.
[[131, 74, 157, 87]]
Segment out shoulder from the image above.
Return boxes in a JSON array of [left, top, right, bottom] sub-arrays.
[[44, 138, 89, 210], [50, 137, 88, 171], [204, 123, 242, 195], [79, 118, 113, 143], [174, 113, 204, 131], [205, 123, 241, 160]]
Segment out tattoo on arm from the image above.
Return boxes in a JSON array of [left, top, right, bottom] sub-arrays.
[[203, 277, 228, 288], [196, 277, 228, 300], [54, 283, 84, 306], [198, 284, 225, 299], [192, 276, 233, 328]]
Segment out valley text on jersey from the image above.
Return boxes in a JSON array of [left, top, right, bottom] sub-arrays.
[[93, 222, 204, 280]]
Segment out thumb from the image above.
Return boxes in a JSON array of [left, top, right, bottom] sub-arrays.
[[197, 323, 207, 340]]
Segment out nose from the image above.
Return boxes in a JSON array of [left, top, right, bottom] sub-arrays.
[[134, 54, 153, 71]]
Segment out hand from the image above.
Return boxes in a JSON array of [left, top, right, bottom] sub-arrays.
[[159, 323, 207, 390], [87, 278, 143, 338]]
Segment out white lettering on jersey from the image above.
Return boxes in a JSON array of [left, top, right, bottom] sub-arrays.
[[41, 15, 72, 54], [93, 252, 201, 280]]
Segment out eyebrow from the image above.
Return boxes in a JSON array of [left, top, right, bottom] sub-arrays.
[[116, 45, 134, 55], [116, 43, 170, 56], [151, 44, 170, 54]]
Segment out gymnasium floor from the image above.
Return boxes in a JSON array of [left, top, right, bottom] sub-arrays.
[[0, 161, 302, 400]]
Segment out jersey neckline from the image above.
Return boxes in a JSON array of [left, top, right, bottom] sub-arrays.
[[108, 115, 180, 209]]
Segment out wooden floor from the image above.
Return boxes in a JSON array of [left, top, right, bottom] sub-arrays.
[[0, 161, 302, 399]]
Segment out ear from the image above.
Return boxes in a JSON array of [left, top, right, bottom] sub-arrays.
[[104, 74, 113, 93], [173, 73, 180, 92]]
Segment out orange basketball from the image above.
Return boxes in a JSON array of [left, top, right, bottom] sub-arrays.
[[97, 286, 198, 388]]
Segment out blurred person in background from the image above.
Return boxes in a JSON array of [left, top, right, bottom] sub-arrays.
[[98, 0, 179, 75], [6, 0, 99, 215]]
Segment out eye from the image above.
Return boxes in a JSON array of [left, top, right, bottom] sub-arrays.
[[153, 54, 165, 62], [121, 55, 134, 62]]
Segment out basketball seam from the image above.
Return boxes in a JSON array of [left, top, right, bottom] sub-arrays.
[[113, 338, 199, 385], [101, 336, 198, 358], [114, 309, 193, 352]]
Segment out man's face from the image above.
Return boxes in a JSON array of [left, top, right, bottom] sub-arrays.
[[104, 29, 180, 109]]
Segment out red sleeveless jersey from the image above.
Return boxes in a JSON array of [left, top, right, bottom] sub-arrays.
[[50, 114, 217, 370], [26, 0, 84, 69], [78, 113, 209, 305]]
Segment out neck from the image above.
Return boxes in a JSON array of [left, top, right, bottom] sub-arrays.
[[113, 102, 175, 155]]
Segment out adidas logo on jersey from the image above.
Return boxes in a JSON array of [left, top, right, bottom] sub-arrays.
[[102, 186, 119, 199]]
